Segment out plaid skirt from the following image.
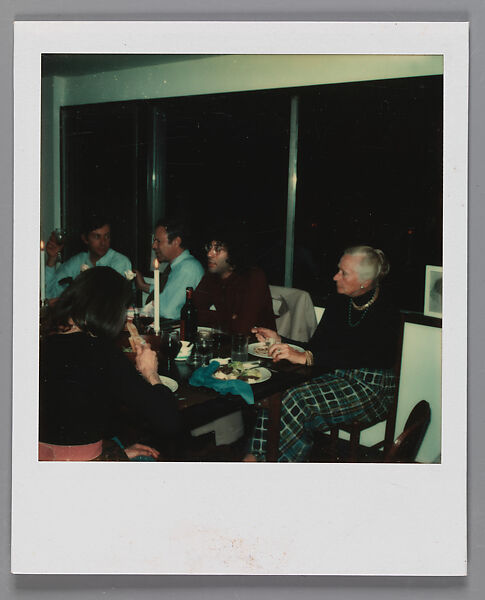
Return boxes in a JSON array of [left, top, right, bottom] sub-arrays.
[[249, 367, 396, 462]]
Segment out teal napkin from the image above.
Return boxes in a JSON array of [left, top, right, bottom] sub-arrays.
[[189, 361, 254, 405]]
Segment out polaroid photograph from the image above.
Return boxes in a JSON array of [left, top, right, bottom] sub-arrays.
[[12, 21, 467, 575], [424, 265, 443, 318]]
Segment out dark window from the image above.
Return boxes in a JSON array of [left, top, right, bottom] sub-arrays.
[[296, 76, 443, 309], [60, 75, 442, 312]]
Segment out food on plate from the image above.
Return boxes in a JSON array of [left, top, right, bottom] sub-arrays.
[[254, 344, 270, 357], [213, 362, 262, 383]]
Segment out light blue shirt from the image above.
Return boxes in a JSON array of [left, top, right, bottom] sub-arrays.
[[150, 250, 204, 319], [45, 248, 132, 299]]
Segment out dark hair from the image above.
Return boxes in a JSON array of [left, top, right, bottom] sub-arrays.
[[155, 217, 191, 248], [81, 214, 110, 237], [205, 225, 250, 272], [44, 267, 132, 339]]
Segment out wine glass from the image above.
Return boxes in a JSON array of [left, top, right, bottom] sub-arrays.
[[53, 228, 67, 262]]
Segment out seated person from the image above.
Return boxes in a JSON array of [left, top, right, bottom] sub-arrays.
[[39, 266, 181, 461], [193, 229, 276, 335], [245, 245, 400, 462], [45, 215, 132, 299], [135, 218, 204, 319]]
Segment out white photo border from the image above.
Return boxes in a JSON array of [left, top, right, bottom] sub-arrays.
[[12, 21, 468, 576]]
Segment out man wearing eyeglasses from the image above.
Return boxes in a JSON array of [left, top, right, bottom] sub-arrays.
[[135, 218, 204, 319], [193, 230, 276, 335]]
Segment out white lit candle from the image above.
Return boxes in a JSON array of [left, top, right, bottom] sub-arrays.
[[153, 258, 160, 334], [40, 240, 46, 303]]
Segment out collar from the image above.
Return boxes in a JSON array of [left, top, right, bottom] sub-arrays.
[[87, 248, 114, 267], [351, 287, 377, 307], [170, 249, 190, 268]]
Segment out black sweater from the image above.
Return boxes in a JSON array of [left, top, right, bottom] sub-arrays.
[[306, 288, 400, 371], [39, 332, 181, 445]]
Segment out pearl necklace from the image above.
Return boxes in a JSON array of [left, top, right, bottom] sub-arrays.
[[347, 286, 379, 328], [350, 285, 379, 311]]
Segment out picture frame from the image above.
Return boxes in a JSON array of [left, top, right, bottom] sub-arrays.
[[424, 265, 443, 318]]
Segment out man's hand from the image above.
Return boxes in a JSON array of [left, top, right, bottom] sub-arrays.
[[45, 231, 63, 267], [135, 269, 150, 293]]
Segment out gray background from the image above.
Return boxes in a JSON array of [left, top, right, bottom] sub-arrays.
[[0, 0, 481, 598]]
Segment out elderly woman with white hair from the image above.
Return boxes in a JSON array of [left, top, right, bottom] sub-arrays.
[[246, 245, 400, 462]]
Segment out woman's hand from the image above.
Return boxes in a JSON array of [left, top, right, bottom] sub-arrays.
[[135, 342, 160, 385], [268, 343, 307, 365], [251, 327, 281, 344], [124, 443, 160, 460]]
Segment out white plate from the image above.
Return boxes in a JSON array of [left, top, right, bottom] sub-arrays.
[[248, 342, 305, 358], [158, 375, 179, 392], [197, 326, 225, 335], [212, 366, 271, 385], [210, 357, 231, 365], [174, 340, 194, 361], [197, 327, 215, 339]]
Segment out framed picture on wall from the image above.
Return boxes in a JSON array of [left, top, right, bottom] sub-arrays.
[[424, 265, 443, 318]]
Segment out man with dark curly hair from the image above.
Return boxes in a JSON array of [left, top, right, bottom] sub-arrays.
[[193, 228, 276, 335]]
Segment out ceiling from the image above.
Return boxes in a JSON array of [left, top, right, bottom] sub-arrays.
[[42, 54, 214, 78]]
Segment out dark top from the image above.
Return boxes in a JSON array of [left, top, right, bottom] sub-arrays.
[[305, 287, 400, 370], [39, 332, 181, 445], [193, 267, 276, 335]]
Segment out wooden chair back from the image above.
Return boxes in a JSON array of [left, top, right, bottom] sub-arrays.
[[384, 400, 431, 463]]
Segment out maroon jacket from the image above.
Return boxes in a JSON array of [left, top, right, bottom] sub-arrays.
[[193, 267, 276, 335]]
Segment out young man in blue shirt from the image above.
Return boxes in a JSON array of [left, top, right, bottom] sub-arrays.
[[45, 216, 132, 300]]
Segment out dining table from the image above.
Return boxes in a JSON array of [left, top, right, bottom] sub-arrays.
[[118, 323, 317, 462]]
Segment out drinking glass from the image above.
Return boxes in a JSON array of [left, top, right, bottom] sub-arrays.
[[54, 228, 67, 262], [191, 337, 213, 366], [212, 331, 226, 358], [54, 228, 66, 245], [167, 331, 182, 361], [231, 334, 248, 362], [159, 330, 181, 371]]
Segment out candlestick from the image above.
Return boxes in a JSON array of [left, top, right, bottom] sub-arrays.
[[40, 240, 46, 303], [153, 258, 160, 334]]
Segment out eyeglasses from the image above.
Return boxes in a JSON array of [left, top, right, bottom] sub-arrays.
[[205, 242, 225, 253]]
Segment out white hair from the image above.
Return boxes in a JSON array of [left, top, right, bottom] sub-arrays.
[[343, 245, 390, 283]]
